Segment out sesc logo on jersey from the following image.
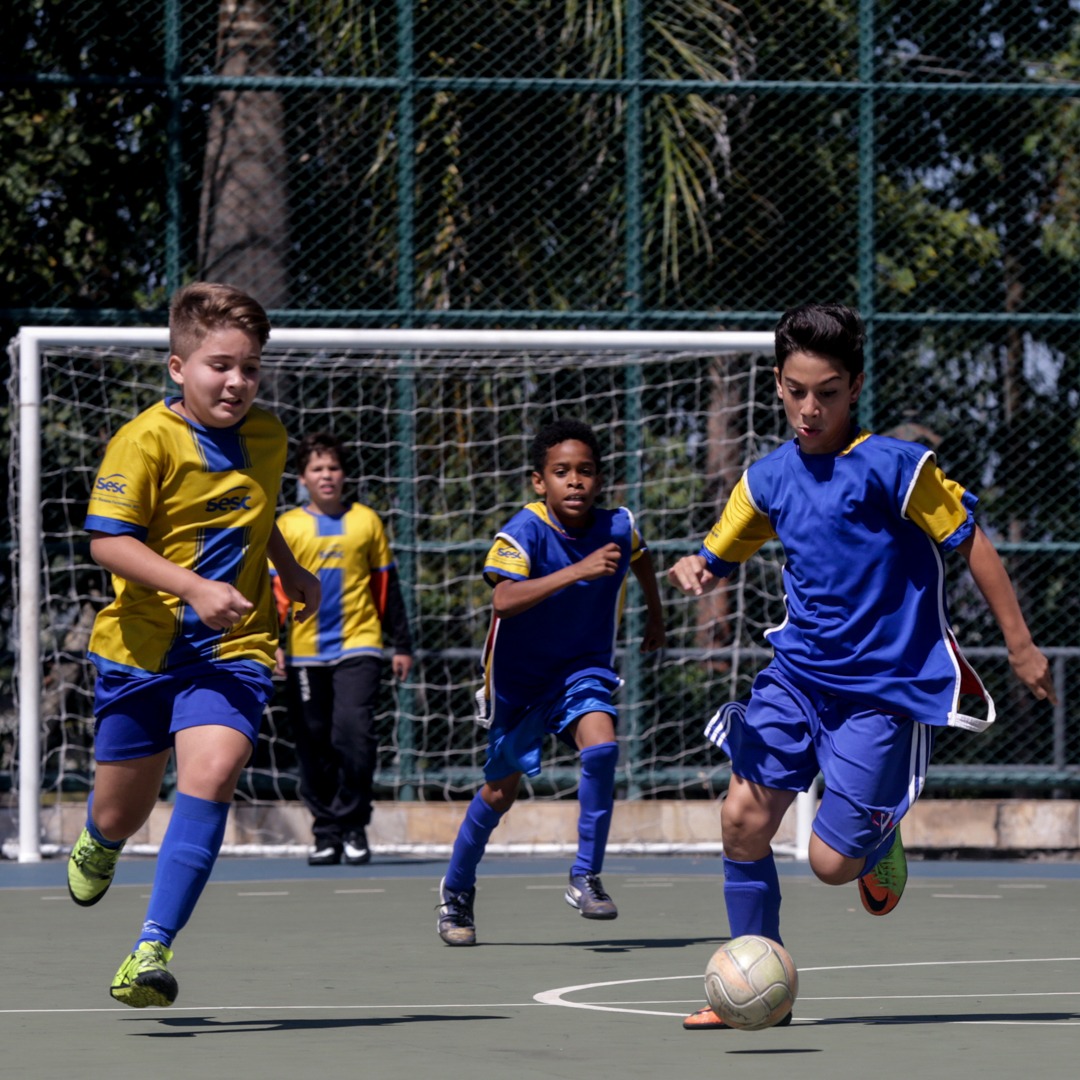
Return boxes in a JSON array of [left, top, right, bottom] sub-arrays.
[[205, 485, 253, 514], [95, 473, 128, 495]]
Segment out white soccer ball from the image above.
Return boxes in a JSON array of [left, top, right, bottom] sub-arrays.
[[703, 935, 798, 1031]]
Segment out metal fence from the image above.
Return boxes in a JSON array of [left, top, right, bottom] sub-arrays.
[[2, 1, 1079, 796]]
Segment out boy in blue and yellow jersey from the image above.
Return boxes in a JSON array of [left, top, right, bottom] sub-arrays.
[[67, 282, 320, 1009], [273, 431, 413, 867], [436, 419, 666, 945], [669, 302, 1057, 1030]]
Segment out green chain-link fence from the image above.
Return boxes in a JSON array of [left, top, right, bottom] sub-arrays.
[[2, 1, 1079, 801]]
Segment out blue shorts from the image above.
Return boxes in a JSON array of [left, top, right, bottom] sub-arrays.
[[92, 663, 274, 762], [704, 663, 934, 860], [484, 676, 617, 782]]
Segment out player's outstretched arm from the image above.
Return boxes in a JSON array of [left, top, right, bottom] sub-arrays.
[[959, 526, 1057, 704], [666, 553, 722, 598], [631, 550, 667, 653], [90, 532, 254, 631], [268, 524, 322, 624], [492, 541, 622, 618]]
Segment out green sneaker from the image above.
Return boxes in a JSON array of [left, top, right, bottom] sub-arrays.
[[67, 827, 124, 907], [858, 828, 907, 916], [110, 942, 178, 1008]]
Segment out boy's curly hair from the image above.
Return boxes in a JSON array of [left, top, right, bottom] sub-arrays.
[[530, 418, 603, 474]]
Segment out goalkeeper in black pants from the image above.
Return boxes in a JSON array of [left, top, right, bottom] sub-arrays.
[[273, 431, 414, 866]]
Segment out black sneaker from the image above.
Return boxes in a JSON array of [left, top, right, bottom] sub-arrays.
[[308, 843, 342, 866], [344, 829, 371, 865], [436, 876, 477, 945], [565, 871, 618, 919]]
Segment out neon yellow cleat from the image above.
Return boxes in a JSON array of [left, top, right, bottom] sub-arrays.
[[67, 827, 124, 907], [110, 942, 178, 1008]]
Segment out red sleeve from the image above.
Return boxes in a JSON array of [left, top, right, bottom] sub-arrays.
[[272, 573, 291, 627]]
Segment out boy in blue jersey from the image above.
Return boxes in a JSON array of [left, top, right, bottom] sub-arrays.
[[273, 430, 414, 867], [67, 282, 321, 1008], [669, 302, 1057, 1030], [436, 419, 666, 944]]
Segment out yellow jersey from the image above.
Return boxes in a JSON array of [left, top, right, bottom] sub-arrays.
[[84, 398, 286, 676], [274, 502, 399, 666]]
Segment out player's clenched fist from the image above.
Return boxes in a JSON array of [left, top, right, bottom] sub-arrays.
[[577, 542, 622, 580], [666, 554, 720, 597]]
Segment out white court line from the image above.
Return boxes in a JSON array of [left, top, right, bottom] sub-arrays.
[[534, 957, 1080, 1020], [236, 891, 290, 897], [334, 888, 386, 894], [931, 893, 1000, 900], [4, 959, 1077, 1022]]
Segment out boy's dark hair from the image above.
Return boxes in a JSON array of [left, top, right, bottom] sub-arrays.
[[169, 281, 272, 360], [774, 302, 865, 377], [530, 418, 603, 474], [295, 430, 352, 477]]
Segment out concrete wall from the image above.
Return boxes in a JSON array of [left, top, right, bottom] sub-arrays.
[[10, 798, 1080, 857]]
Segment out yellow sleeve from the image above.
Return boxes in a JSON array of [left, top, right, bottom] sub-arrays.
[[483, 534, 529, 585], [904, 461, 974, 546], [702, 472, 776, 566], [84, 433, 159, 536]]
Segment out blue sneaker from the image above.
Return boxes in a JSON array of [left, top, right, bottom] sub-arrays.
[[565, 871, 618, 920], [436, 877, 477, 945]]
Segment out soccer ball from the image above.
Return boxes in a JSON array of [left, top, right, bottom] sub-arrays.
[[703, 935, 798, 1031]]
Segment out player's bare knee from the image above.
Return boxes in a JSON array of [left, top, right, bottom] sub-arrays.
[[91, 805, 138, 842], [481, 776, 520, 816], [721, 814, 775, 861], [808, 838, 861, 885]]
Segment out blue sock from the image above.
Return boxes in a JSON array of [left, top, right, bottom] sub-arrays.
[[136, 792, 230, 950], [444, 793, 503, 893], [723, 853, 783, 945], [85, 792, 124, 849], [571, 741, 618, 877]]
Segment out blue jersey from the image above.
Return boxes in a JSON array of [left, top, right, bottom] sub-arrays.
[[479, 502, 646, 726], [699, 429, 993, 730]]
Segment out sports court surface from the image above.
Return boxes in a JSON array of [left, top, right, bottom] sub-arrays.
[[2, 853, 1077, 1079]]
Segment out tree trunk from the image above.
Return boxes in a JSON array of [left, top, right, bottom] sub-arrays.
[[198, 0, 289, 307], [696, 359, 742, 668]]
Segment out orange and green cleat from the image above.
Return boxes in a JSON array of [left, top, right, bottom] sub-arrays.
[[858, 828, 907, 916], [683, 1005, 793, 1031]]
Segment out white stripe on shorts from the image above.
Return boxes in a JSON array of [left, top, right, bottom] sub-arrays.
[[704, 699, 748, 749]]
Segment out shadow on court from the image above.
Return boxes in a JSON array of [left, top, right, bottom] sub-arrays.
[[126, 1013, 512, 1036], [477, 934, 726, 951]]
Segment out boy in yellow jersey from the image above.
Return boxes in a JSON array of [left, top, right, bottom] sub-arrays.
[[273, 431, 414, 867], [67, 282, 320, 1008]]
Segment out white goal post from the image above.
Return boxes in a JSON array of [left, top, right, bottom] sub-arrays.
[[10, 325, 822, 864]]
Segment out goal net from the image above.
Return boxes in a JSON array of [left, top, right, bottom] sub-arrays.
[[7, 328, 789, 859]]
